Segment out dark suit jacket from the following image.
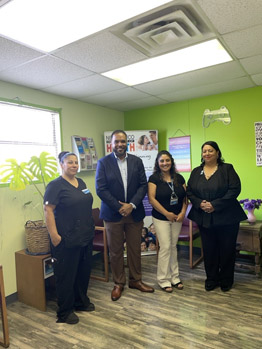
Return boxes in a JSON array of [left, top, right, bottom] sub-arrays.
[[187, 163, 247, 228], [95, 152, 147, 222]]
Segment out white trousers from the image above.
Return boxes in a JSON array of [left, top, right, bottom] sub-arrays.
[[153, 217, 182, 288]]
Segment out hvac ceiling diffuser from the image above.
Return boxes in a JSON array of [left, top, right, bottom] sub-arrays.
[[111, 0, 214, 57]]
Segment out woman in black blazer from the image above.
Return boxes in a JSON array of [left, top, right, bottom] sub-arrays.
[[187, 141, 247, 292]]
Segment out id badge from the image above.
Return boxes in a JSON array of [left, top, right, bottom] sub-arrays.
[[170, 193, 178, 205]]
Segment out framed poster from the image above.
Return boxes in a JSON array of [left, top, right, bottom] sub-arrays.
[[168, 136, 191, 172], [255, 122, 262, 166]]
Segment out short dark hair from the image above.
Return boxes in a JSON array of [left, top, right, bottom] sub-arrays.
[[201, 141, 225, 165], [111, 130, 127, 140], [58, 151, 77, 163]]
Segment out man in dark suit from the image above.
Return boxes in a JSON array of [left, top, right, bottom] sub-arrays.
[[96, 130, 154, 301]]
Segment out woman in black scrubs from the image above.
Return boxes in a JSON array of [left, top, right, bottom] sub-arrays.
[[44, 152, 95, 324], [187, 141, 247, 292]]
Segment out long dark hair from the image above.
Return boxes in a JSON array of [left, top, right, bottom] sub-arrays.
[[201, 141, 225, 165], [153, 150, 178, 184]]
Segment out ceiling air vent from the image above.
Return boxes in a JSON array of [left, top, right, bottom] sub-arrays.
[[111, 1, 214, 57]]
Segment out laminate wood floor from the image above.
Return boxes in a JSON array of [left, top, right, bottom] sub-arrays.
[[4, 251, 262, 349]]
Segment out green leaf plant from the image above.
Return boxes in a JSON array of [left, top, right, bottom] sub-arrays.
[[0, 151, 58, 202]]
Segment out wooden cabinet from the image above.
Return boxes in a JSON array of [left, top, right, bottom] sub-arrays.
[[236, 221, 262, 275], [15, 249, 54, 311]]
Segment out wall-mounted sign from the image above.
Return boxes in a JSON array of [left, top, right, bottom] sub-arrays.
[[168, 136, 191, 172]]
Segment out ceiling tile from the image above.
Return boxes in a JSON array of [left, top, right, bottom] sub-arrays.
[[0, 36, 44, 72], [0, 56, 93, 89], [135, 61, 246, 95], [159, 77, 255, 102], [79, 87, 152, 105], [223, 25, 262, 59], [196, 0, 262, 34], [53, 31, 146, 73], [109, 96, 168, 111], [251, 73, 262, 85], [240, 55, 262, 75], [44, 74, 125, 98]]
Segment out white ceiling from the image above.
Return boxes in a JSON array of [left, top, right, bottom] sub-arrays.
[[0, 0, 262, 111]]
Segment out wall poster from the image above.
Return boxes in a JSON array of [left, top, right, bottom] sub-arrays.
[[168, 136, 191, 172], [104, 130, 158, 255], [255, 122, 262, 166]]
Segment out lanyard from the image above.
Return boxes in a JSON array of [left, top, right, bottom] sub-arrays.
[[167, 181, 174, 193]]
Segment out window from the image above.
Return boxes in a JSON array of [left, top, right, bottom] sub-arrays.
[[0, 100, 61, 168]]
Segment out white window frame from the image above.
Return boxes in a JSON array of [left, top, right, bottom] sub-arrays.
[[0, 99, 61, 184]]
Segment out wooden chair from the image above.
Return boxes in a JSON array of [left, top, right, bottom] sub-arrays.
[[156, 204, 203, 269], [179, 204, 203, 268], [90, 208, 109, 282], [0, 265, 9, 348]]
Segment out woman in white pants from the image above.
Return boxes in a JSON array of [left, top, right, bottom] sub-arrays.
[[148, 151, 187, 293]]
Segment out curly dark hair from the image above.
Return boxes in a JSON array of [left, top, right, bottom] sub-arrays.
[[153, 150, 178, 184], [201, 141, 225, 165]]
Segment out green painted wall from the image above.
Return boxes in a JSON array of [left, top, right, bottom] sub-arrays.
[[0, 80, 124, 296], [1, 80, 262, 297], [124, 86, 262, 221]]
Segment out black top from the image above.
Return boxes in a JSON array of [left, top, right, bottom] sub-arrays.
[[187, 163, 247, 228], [44, 176, 95, 247], [148, 172, 186, 221]]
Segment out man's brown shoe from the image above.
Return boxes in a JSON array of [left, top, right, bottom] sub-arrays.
[[129, 281, 154, 293], [111, 285, 124, 301]]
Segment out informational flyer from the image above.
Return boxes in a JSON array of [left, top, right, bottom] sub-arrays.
[[72, 135, 98, 171], [255, 122, 262, 166]]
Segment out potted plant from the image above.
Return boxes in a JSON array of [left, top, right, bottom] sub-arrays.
[[0, 152, 58, 254]]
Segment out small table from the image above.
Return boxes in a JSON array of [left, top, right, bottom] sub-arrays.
[[15, 249, 54, 311], [236, 220, 262, 276]]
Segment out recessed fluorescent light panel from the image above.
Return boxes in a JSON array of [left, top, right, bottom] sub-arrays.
[[102, 39, 233, 86], [0, 0, 170, 52]]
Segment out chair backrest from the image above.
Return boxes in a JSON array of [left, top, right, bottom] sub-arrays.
[[92, 208, 104, 227], [182, 203, 198, 228]]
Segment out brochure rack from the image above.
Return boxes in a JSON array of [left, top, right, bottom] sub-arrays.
[[72, 135, 98, 171]]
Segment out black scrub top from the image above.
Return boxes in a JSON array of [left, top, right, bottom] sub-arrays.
[[44, 176, 94, 247]]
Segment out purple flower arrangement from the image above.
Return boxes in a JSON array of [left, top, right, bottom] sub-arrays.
[[239, 199, 262, 210]]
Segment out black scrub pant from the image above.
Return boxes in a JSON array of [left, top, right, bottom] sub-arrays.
[[199, 223, 239, 287], [51, 239, 93, 319]]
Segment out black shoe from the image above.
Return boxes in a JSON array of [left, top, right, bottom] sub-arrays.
[[56, 312, 79, 324], [221, 284, 232, 292], [75, 303, 95, 312], [205, 282, 219, 291]]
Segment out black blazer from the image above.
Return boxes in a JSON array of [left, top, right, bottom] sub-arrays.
[[187, 163, 247, 228], [95, 152, 147, 222]]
